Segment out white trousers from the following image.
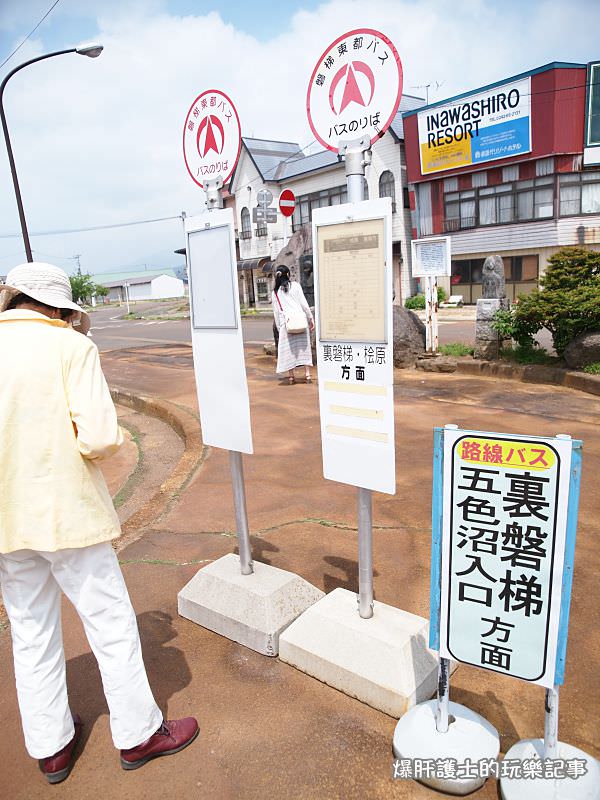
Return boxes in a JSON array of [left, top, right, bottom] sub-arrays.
[[0, 541, 163, 758]]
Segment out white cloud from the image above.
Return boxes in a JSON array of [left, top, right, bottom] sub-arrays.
[[0, 0, 598, 273]]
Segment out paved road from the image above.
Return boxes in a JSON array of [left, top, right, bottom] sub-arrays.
[[89, 303, 476, 352]]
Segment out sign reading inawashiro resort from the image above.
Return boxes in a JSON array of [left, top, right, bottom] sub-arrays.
[[182, 89, 241, 188], [417, 77, 532, 175], [306, 28, 403, 152], [439, 429, 573, 688]]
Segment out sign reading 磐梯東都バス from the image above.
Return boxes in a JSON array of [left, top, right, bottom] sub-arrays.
[[312, 198, 395, 495], [417, 77, 531, 175], [439, 429, 574, 688], [182, 89, 241, 188]]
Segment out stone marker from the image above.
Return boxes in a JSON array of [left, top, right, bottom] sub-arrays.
[[393, 305, 426, 367], [564, 330, 600, 369], [474, 255, 507, 360]]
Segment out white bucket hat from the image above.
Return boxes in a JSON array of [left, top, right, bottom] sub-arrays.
[[0, 262, 90, 335]]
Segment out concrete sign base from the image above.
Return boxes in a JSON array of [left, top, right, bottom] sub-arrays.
[[278, 587, 440, 717], [178, 553, 324, 657], [392, 699, 500, 795], [500, 739, 600, 800]]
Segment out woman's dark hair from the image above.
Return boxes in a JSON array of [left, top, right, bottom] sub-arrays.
[[7, 292, 57, 313], [274, 266, 291, 293]]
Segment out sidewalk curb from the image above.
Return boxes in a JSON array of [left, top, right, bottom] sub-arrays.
[[416, 358, 600, 397], [110, 389, 208, 548]]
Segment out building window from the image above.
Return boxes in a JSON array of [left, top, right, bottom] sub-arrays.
[[451, 256, 539, 303], [444, 190, 476, 231], [379, 170, 396, 211], [240, 207, 251, 239], [363, 176, 369, 200], [559, 172, 600, 216], [502, 165, 519, 182], [255, 225, 267, 237], [257, 279, 269, 301], [472, 171, 487, 188], [291, 185, 348, 231], [403, 187, 410, 209], [536, 157, 555, 176]]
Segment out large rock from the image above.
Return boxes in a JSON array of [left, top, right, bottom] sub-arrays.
[[564, 331, 600, 369], [393, 306, 426, 368]]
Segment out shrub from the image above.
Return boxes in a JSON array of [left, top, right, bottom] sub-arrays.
[[583, 362, 600, 374], [498, 247, 600, 355], [405, 294, 425, 310], [439, 343, 474, 357]]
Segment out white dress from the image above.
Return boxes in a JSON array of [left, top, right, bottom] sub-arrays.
[[272, 281, 314, 373]]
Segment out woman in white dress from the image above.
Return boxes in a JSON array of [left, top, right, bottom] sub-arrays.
[[272, 266, 314, 384]]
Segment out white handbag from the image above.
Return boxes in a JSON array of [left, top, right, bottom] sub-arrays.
[[275, 292, 307, 334]]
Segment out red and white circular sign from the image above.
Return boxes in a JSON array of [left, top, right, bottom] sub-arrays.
[[306, 28, 403, 153], [182, 89, 241, 188], [279, 189, 296, 217]]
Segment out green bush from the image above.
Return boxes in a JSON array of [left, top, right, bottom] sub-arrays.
[[493, 247, 600, 355], [439, 343, 474, 357], [583, 362, 600, 374], [500, 344, 556, 365], [404, 287, 446, 310]]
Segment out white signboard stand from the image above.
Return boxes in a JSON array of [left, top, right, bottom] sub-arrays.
[[393, 426, 600, 797], [280, 30, 439, 717], [178, 95, 323, 656], [411, 236, 451, 354]]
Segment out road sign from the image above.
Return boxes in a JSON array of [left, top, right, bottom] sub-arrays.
[[279, 189, 296, 217], [306, 28, 403, 152], [252, 207, 277, 224], [182, 89, 241, 189], [257, 188, 273, 207]]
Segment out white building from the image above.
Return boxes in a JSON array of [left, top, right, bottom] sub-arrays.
[[229, 94, 423, 307], [100, 272, 185, 302]]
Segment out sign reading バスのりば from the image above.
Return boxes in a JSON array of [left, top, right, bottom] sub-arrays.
[[417, 77, 531, 175]]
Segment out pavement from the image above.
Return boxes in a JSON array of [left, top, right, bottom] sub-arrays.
[[1, 341, 599, 799]]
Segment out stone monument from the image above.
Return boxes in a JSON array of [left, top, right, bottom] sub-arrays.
[[474, 255, 507, 360]]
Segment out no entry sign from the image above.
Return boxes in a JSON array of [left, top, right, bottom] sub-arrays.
[[182, 89, 241, 189], [306, 28, 403, 152], [279, 189, 296, 217]]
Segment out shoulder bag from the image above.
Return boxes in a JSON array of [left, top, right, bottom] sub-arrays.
[[275, 291, 307, 334]]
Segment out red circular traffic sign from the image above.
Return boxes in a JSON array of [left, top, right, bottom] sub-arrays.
[[182, 89, 241, 189], [279, 189, 296, 217], [306, 28, 403, 153]]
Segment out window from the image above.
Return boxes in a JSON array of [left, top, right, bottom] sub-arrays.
[[444, 190, 476, 231], [240, 207, 251, 239], [536, 157, 555, 176], [559, 172, 600, 216], [291, 185, 348, 231], [257, 279, 269, 301], [472, 171, 487, 188], [255, 225, 267, 237], [379, 170, 396, 211]]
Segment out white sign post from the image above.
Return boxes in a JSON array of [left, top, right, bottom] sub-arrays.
[[280, 30, 439, 718], [178, 92, 323, 656], [393, 426, 600, 797], [411, 236, 451, 354]]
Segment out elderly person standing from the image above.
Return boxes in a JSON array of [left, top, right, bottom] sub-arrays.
[[0, 263, 198, 784], [272, 265, 314, 384]]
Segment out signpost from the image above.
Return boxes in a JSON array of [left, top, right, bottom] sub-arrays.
[[178, 90, 323, 656], [279, 189, 296, 247], [410, 236, 451, 353], [280, 30, 439, 718], [393, 426, 600, 797]]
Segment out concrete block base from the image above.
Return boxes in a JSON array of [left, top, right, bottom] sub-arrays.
[[177, 553, 324, 657], [279, 587, 440, 717]]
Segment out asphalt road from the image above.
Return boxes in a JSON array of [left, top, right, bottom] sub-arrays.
[[89, 302, 476, 352]]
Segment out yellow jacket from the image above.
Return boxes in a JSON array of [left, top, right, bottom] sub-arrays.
[[0, 310, 123, 553]]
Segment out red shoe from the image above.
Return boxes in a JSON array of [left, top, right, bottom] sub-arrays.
[[39, 714, 82, 784], [120, 718, 199, 770]]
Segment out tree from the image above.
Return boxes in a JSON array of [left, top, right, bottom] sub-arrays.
[[493, 247, 600, 355], [69, 273, 108, 304]]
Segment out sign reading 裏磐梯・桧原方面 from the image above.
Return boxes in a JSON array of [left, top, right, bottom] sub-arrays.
[[438, 429, 575, 688], [417, 77, 531, 175]]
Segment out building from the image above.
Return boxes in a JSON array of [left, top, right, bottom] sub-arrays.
[[402, 61, 600, 303], [229, 93, 424, 307], [95, 269, 185, 302]]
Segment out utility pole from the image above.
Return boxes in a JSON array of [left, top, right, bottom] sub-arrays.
[[73, 254, 82, 274]]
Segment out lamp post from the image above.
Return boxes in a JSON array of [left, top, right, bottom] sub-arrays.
[[0, 44, 103, 262]]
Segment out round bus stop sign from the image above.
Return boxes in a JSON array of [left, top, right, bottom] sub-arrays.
[[182, 89, 241, 188], [306, 28, 403, 153]]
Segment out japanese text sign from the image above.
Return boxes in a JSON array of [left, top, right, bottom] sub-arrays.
[[411, 236, 451, 278], [307, 28, 403, 152], [183, 89, 241, 188], [433, 429, 581, 688]]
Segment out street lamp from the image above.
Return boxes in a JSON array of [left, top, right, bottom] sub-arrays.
[[0, 44, 104, 262]]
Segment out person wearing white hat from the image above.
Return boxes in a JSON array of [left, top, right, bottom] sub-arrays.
[[0, 263, 198, 784]]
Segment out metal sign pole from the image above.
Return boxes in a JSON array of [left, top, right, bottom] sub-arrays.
[[341, 135, 374, 619], [205, 175, 253, 576], [435, 656, 451, 733]]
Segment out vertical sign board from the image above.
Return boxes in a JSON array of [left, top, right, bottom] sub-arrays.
[[312, 197, 395, 494], [435, 428, 579, 688], [185, 208, 253, 454]]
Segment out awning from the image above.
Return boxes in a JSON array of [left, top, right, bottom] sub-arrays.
[[237, 258, 273, 273]]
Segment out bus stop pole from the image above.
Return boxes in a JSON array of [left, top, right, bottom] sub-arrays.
[[341, 136, 373, 619]]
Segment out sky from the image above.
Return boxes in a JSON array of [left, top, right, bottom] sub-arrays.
[[0, 0, 598, 277]]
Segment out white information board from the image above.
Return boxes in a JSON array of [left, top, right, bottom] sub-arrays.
[[439, 428, 572, 687], [411, 236, 451, 278], [185, 209, 253, 454], [313, 198, 395, 495]]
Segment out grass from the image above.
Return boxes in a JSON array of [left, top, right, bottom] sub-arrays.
[[583, 362, 600, 374], [499, 345, 557, 365], [438, 343, 474, 357]]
